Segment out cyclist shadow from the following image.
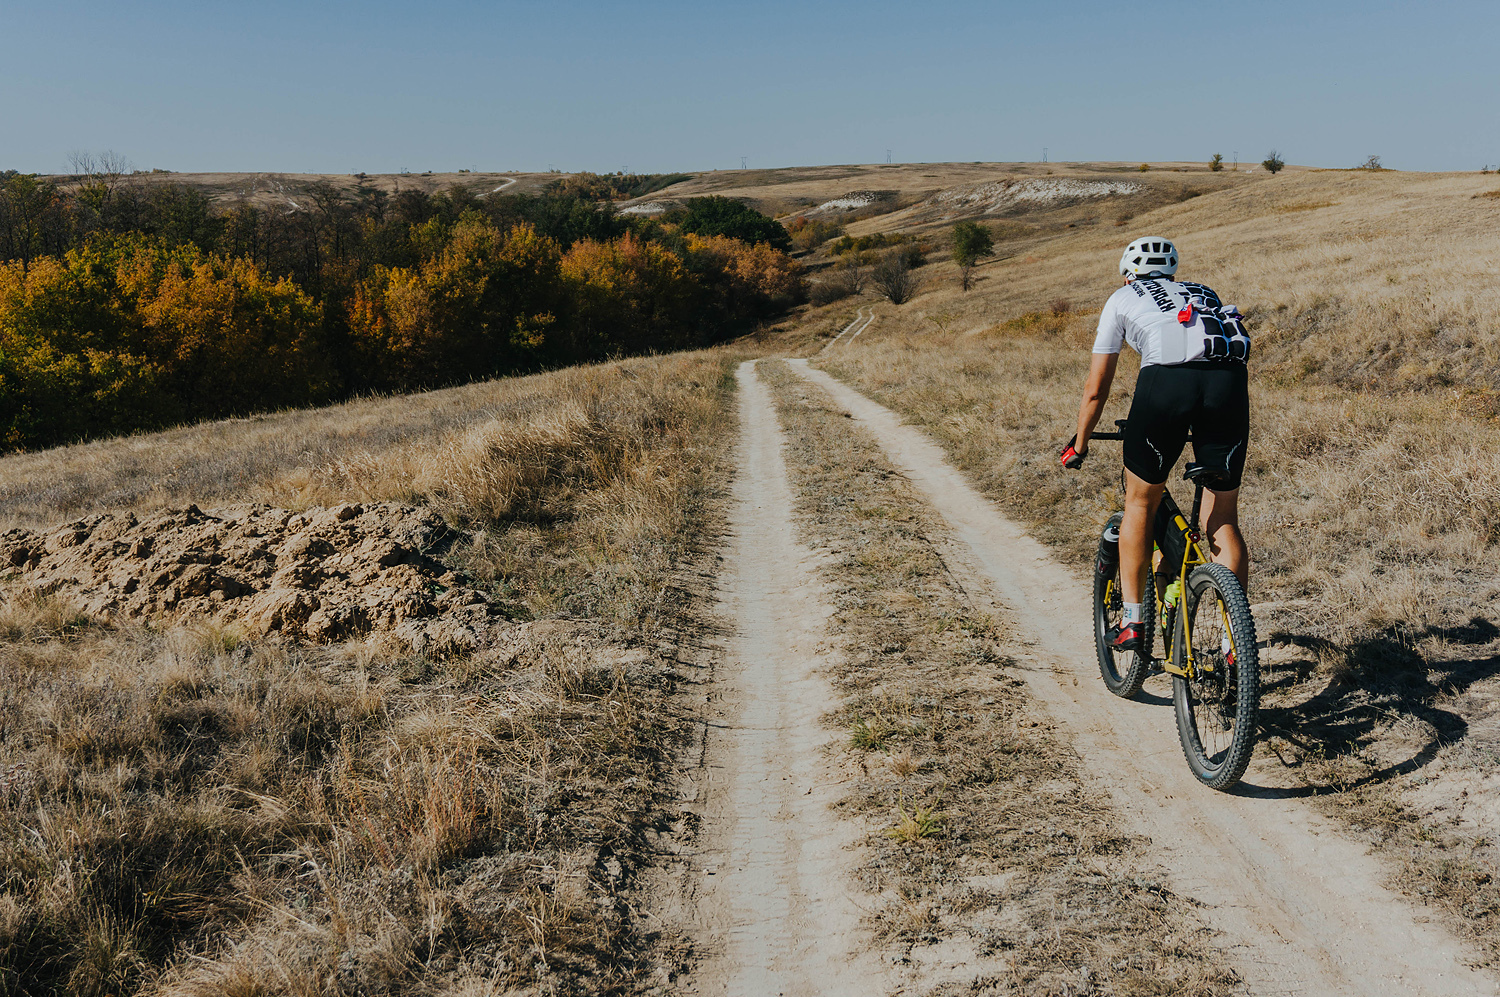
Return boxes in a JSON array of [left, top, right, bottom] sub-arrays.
[[1223, 618, 1500, 800]]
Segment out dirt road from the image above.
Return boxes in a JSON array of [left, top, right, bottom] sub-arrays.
[[787, 359, 1494, 996], [678, 361, 890, 996], [819, 308, 875, 353]]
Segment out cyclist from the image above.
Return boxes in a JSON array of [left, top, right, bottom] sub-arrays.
[[1059, 236, 1250, 651]]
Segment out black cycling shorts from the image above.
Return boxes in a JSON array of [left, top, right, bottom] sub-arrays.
[[1123, 361, 1249, 490]]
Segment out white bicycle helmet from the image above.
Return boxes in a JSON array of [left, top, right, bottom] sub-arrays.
[[1119, 236, 1179, 277]]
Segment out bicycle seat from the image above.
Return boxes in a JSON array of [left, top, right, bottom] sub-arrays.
[[1182, 462, 1232, 489]]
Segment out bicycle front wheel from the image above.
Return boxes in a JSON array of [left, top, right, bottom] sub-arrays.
[[1172, 562, 1259, 790], [1093, 514, 1152, 698]]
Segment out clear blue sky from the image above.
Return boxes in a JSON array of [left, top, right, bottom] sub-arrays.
[[3, 0, 1495, 175]]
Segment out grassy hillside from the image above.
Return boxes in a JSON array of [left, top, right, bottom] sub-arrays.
[[0, 351, 740, 994], [803, 163, 1500, 960]]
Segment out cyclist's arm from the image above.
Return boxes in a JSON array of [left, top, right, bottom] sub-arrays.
[[1073, 352, 1119, 454]]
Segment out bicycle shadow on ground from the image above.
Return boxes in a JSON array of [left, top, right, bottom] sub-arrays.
[[1228, 617, 1500, 799]]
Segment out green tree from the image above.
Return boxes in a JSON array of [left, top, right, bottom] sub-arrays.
[[1209, 153, 1224, 172], [950, 221, 994, 292], [1262, 150, 1285, 174], [676, 196, 792, 251]]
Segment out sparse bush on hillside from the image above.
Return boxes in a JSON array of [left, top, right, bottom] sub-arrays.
[[950, 221, 994, 291], [1210, 154, 1224, 172], [835, 253, 869, 296], [1138, 163, 1150, 172], [831, 231, 917, 257], [1358, 155, 1384, 171], [872, 249, 919, 305], [1263, 150, 1286, 174], [808, 279, 854, 306]]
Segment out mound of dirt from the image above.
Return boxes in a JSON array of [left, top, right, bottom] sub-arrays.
[[0, 502, 507, 654]]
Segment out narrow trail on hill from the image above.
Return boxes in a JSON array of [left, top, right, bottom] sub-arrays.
[[787, 359, 1494, 997], [820, 308, 875, 353], [679, 360, 890, 997]]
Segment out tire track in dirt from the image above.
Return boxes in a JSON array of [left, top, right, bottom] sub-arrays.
[[788, 359, 1495, 997], [679, 360, 890, 997], [820, 308, 874, 354]]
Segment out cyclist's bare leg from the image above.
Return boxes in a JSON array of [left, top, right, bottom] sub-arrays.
[[1119, 469, 1166, 606], [1201, 487, 1248, 592]]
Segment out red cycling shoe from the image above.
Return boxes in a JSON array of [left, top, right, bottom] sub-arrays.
[[1107, 622, 1144, 652]]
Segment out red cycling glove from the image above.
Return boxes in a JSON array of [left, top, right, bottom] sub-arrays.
[[1060, 435, 1086, 469]]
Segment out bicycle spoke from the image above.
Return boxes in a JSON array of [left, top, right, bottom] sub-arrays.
[[1173, 563, 1260, 790]]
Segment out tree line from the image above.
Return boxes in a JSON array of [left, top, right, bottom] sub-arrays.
[[0, 170, 803, 451]]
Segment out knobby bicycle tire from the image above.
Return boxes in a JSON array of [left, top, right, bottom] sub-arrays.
[[1172, 562, 1259, 790], [1093, 514, 1153, 698]]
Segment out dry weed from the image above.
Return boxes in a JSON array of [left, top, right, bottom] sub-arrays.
[[813, 236, 1500, 963], [0, 351, 740, 994]]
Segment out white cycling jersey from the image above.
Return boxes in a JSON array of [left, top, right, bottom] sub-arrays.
[[1093, 278, 1249, 367]]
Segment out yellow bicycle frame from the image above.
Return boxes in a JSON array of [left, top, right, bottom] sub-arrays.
[[1156, 505, 1208, 679]]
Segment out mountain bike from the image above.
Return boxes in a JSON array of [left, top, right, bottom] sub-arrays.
[[1089, 419, 1260, 790]]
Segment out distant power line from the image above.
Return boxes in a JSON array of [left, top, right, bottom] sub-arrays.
[[741, 156, 747, 170], [886, 149, 892, 164]]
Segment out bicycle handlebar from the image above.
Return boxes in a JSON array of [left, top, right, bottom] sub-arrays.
[[1090, 419, 1129, 441]]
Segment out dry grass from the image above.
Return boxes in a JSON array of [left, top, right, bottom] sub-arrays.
[[760, 361, 1240, 995], [807, 168, 1500, 961], [1, 353, 728, 532], [0, 350, 741, 994]]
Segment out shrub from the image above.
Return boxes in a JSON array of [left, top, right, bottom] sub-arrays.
[[809, 280, 853, 306], [832, 254, 868, 297], [785, 216, 844, 253], [1138, 163, 1150, 172], [829, 232, 925, 260], [951, 221, 994, 292], [1263, 150, 1286, 174], [872, 249, 919, 305], [1358, 155, 1384, 171], [1210, 154, 1224, 172]]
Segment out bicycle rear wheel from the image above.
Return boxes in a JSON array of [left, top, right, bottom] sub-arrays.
[[1172, 562, 1259, 790], [1093, 514, 1153, 698]]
